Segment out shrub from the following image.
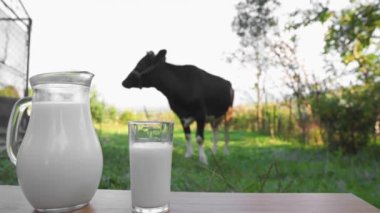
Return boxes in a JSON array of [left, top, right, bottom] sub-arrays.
[[312, 85, 379, 153], [0, 86, 19, 97], [119, 110, 137, 124], [90, 90, 106, 124], [106, 106, 119, 122]]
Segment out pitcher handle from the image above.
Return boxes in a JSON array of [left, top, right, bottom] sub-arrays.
[[6, 97, 32, 166]]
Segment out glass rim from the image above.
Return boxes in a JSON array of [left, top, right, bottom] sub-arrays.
[[128, 121, 174, 126], [30, 71, 94, 87]]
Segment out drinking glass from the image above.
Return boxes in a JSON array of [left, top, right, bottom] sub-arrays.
[[128, 121, 174, 213]]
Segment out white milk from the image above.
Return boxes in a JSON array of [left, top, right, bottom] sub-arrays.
[[16, 102, 103, 210], [130, 142, 173, 208]]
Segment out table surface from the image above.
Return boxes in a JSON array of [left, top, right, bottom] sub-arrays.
[[0, 185, 378, 213]]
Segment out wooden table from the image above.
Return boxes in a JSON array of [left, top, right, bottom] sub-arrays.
[[0, 185, 378, 213]]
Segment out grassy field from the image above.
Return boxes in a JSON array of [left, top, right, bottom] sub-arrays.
[[1, 124, 379, 208]]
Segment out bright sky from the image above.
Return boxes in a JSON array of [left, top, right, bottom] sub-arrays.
[[22, 0, 347, 111]]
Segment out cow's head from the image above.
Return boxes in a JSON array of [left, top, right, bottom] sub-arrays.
[[122, 49, 167, 89]]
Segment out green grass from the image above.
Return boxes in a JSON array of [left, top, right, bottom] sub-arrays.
[[1, 128, 379, 208]]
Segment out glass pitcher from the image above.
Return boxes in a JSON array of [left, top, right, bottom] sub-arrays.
[[6, 71, 103, 212]]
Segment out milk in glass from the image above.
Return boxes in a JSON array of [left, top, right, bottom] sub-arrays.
[[130, 142, 173, 208]]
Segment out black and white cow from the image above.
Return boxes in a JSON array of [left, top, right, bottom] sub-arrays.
[[122, 49, 234, 164]]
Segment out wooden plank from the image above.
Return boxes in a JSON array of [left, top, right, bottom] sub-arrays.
[[0, 185, 378, 213]]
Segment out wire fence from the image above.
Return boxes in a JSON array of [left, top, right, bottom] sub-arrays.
[[0, 0, 31, 97], [0, 0, 31, 150]]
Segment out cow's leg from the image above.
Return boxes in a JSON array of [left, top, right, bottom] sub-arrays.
[[224, 120, 231, 155], [196, 119, 208, 165], [224, 106, 233, 155], [181, 119, 193, 158], [184, 126, 193, 158], [211, 122, 219, 155]]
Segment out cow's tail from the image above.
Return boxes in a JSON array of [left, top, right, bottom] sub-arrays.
[[229, 86, 234, 107], [225, 87, 234, 124]]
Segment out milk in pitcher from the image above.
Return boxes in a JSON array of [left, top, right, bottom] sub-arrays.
[[16, 102, 103, 209]]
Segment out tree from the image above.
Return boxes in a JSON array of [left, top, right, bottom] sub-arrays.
[[289, 0, 380, 86], [289, 0, 380, 152], [272, 37, 315, 143], [231, 0, 319, 142], [231, 0, 280, 131]]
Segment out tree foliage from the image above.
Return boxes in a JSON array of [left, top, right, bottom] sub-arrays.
[[289, 0, 380, 84], [289, 0, 380, 152], [327, 2, 380, 83], [231, 0, 280, 66], [90, 89, 106, 124], [232, 0, 280, 45], [312, 83, 379, 153]]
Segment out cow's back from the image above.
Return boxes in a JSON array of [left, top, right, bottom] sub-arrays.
[[199, 70, 233, 117], [163, 64, 233, 118]]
